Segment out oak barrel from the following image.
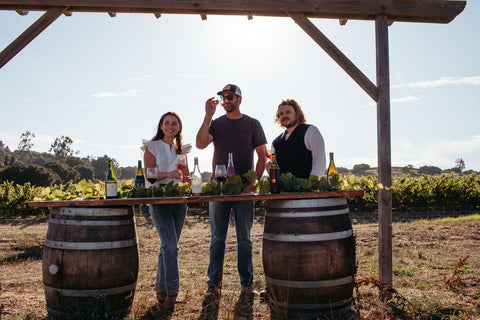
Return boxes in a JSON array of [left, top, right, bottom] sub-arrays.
[[42, 207, 139, 318], [262, 197, 356, 319]]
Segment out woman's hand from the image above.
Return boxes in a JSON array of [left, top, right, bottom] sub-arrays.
[[169, 170, 183, 180], [183, 175, 192, 184]]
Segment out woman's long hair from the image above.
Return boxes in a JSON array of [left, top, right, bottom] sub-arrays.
[[152, 111, 183, 154]]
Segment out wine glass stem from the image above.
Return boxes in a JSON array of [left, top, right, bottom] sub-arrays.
[[220, 182, 223, 195], [151, 186, 154, 197]]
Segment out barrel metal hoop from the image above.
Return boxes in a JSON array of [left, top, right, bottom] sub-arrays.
[[44, 282, 136, 297], [51, 207, 130, 217], [266, 197, 347, 209], [265, 275, 353, 288], [44, 238, 138, 250], [48, 218, 133, 226], [269, 297, 353, 309], [265, 208, 348, 218], [266, 204, 348, 213], [263, 229, 352, 242]]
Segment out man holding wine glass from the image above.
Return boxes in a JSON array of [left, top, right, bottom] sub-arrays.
[[196, 84, 267, 300], [142, 111, 191, 312]]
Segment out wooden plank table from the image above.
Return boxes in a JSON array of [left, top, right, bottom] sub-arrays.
[[28, 190, 364, 208]]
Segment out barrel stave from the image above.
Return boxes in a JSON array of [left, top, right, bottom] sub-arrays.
[[42, 206, 138, 318], [263, 197, 356, 318]]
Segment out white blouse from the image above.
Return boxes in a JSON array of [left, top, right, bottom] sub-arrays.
[[141, 140, 192, 186]]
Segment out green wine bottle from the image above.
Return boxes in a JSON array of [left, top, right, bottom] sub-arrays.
[[105, 159, 118, 198]]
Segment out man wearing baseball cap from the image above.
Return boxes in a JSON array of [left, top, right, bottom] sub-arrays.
[[196, 83, 267, 300]]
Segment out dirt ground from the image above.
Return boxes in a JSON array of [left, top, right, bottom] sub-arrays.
[[1, 210, 479, 319]]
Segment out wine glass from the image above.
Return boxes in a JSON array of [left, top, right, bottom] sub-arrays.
[[176, 154, 186, 171], [146, 167, 158, 197], [215, 165, 227, 196]]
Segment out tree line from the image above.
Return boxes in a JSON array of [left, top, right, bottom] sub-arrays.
[[0, 133, 135, 187], [0, 131, 477, 187]]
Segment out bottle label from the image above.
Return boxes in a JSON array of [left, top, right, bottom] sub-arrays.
[[192, 180, 202, 194], [106, 182, 118, 197]]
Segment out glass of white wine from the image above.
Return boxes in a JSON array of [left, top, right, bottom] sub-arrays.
[[215, 165, 227, 196]]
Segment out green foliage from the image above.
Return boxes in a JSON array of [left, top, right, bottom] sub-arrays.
[[257, 173, 341, 194], [17, 131, 35, 152], [202, 180, 219, 195], [0, 162, 61, 187], [0, 181, 44, 217], [49, 136, 77, 157], [73, 164, 95, 181], [3, 172, 480, 217], [44, 161, 80, 183], [346, 173, 480, 212], [222, 175, 243, 195], [279, 172, 313, 192], [164, 181, 191, 197]]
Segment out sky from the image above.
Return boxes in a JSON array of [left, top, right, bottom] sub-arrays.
[[1, 2, 479, 174]]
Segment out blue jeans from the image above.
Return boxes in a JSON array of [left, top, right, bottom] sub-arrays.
[[207, 200, 254, 288], [149, 203, 187, 296]]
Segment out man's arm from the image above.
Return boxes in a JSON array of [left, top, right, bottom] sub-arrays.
[[196, 98, 216, 149], [254, 144, 267, 180], [305, 126, 326, 177]]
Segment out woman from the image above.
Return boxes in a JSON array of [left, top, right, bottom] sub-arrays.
[[142, 111, 191, 312]]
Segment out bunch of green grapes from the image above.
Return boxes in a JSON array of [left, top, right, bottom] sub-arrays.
[[202, 180, 219, 195], [164, 181, 191, 197]]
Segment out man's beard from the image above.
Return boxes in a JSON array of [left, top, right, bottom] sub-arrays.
[[224, 103, 236, 113], [283, 118, 297, 128]]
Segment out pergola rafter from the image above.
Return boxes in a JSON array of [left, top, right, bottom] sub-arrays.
[[0, 0, 467, 289], [0, 0, 466, 23]]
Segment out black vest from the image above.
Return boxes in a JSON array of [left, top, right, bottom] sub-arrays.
[[272, 124, 312, 179]]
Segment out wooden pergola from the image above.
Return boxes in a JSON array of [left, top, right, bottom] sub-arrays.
[[0, 0, 466, 287]]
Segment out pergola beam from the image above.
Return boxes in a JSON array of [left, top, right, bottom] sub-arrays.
[[289, 12, 379, 102], [0, 0, 466, 24], [0, 6, 67, 69]]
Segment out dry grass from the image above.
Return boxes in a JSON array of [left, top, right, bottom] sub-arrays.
[[1, 211, 479, 319]]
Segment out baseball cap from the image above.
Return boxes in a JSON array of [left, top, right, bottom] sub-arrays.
[[217, 84, 242, 97]]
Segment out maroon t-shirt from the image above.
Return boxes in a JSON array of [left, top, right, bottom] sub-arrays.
[[209, 114, 267, 178]]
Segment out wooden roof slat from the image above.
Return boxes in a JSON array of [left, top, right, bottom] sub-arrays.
[[0, 0, 466, 23]]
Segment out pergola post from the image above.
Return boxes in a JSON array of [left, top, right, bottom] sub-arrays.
[[375, 15, 393, 287]]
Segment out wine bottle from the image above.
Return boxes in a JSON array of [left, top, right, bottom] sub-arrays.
[[105, 159, 118, 198], [191, 157, 203, 196], [327, 152, 338, 184], [226, 152, 235, 178], [135, 160, 145, 187], [269, 154, 280, 194]]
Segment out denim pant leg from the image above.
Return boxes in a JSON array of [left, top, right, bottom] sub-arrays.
[[233, 200, 254, 287], [149, 203, 187, 296], [207, 201, 232, 288]]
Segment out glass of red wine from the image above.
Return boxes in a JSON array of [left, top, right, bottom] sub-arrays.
[[176, 154, 186, 171], [215, 165, 227, 196], [146, 167, 158, 197]]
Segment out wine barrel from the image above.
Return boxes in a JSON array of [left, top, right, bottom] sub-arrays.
[[42, 207, 139, 318], [262, 197, 356, 319]]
